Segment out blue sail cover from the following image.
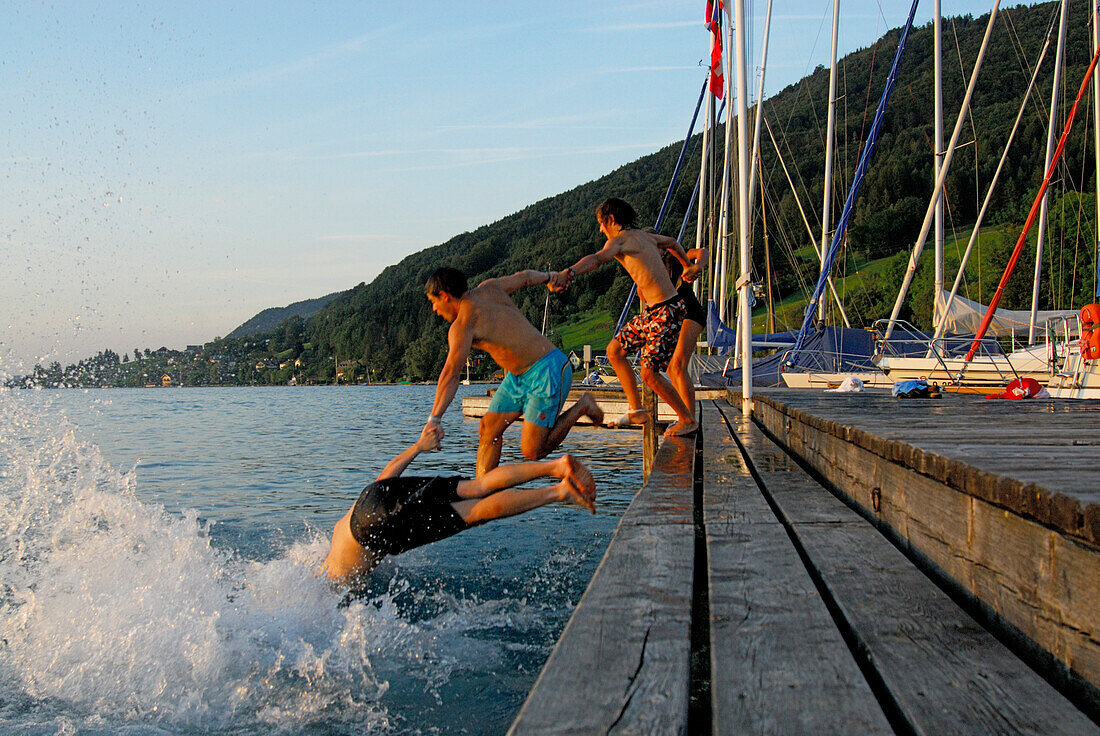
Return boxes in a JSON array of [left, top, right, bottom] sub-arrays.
[[699, 327, 877, 387], [785, 0, 921, 368]]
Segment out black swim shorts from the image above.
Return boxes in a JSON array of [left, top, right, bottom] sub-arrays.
[[348, 476, 469, 556], [678, 282, 707, 327]]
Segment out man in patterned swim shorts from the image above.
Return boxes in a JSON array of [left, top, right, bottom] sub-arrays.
[[551, 198, 701, 437]]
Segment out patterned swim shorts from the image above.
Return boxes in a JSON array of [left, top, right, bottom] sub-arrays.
[[615, 296, 686, 372]]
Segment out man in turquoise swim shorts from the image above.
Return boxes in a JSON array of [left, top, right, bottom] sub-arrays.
[[488, 347, 573, 431], [423, 267, 604, 476]]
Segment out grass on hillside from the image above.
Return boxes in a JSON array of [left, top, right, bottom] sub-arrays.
[[557, 221, 1084, 340], [752, 223, 1021, 332], [552, 309, 616, 354]]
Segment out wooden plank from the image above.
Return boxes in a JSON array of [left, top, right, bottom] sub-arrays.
[[700, 401, 892, 735], [751, 391, 1100, 699], [749, 392, 1099, 546], [508, 435, 696, 736], [733, 418, 1097, 735]]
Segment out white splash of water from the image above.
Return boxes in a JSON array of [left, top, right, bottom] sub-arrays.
[[0, 391, 404, 735]]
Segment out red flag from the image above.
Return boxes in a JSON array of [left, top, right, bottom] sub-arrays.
[[706, 1, 724, 98]]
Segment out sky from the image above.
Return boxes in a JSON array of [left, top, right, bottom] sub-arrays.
[[2, 0, 1010, 372]]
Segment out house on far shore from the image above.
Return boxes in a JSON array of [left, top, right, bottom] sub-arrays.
[[161, 373, 172, 387]]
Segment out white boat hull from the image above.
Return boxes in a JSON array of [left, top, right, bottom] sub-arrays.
[[779, 371, 893, 389], [1047, 353, 1100, 399], [874, 346, 1050, 388]]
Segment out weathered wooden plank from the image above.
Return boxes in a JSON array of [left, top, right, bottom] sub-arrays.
[[700, 402, 892, 735], [508, 435, 695, 736], [750, 392, 1099, 546], [751, 390, 1100, 702], [733, 418, 1097, 735]]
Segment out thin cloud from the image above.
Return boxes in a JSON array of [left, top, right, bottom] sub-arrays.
[[583, 20, 698, 32], [177, 27, 393, 99], [316, 233, 423, 244], [602, 65, 700, 73], [372, 142, 667, 174], [293, 142, 660, 167]]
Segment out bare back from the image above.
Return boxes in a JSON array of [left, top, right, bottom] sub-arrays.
[[460, 283, 555, 375], [609, 229, 679, 306]]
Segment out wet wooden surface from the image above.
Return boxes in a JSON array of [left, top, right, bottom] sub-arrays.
[[511, 398, 1097, 733], [725, 405, 1095, 735], [749, 389, 1100, 546], [507, 435, 696, 736]]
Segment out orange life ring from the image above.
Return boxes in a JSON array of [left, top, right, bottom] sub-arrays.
[[1081, 327, 1100, 360], [1080, 303, 1100, 331]]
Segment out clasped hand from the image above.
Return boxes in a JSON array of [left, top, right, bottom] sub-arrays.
[[548, 269, 572, 292]]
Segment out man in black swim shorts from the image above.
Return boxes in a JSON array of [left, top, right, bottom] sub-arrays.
[[322, 424, 597, 581]]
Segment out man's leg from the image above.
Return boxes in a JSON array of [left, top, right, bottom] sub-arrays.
[[452, 455, 596, 522], [640, 364, 696, 435], [665, 320, 703, 436], [457, 453, 591, 498], [605, 338, 648, 426], [519, 393, 604, 460], [477, 410, 521, 477]]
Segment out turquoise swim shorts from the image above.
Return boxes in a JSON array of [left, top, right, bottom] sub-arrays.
[[486, 348, 571, 428]]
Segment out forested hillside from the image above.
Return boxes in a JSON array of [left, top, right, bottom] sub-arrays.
[[225, 292, 341, 340], [16, 0, 1099, 387], [299, 0, 1097, 383]]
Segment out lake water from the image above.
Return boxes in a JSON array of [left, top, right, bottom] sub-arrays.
[[0, 385, 643, 735]]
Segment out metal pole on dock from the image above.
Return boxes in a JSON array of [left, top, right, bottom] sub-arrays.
[[734, 0, 753, 416]]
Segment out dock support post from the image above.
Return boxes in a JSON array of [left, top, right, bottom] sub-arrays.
[[642, 385, 659, 479]]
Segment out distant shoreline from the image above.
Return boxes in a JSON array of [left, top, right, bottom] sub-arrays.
[[6, 381, 501, 389]]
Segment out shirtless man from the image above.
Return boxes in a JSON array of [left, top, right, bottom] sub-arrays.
[[423, 266, 603, 476], [551, 198, 702, 436], [322, 424, 596, 581]]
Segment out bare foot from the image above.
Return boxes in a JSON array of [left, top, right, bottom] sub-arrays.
[[559, 454, 596, 512], [663, 418, 699, 437], [575, 392, 605, 425], [605, 408, 649, 428]]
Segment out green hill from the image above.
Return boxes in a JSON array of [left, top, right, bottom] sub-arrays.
[[286, 0, 1097, 383], [225, 292, 342, 340]]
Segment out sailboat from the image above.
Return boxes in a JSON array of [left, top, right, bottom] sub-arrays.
[[776, 0, 891, 390], [1047, 3, 1100, 399], [873, 0, 1099, 390]]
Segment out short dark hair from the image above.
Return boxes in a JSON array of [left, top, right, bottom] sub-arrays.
[[596, 197, 638, 229], [426, 267, 468, 297]]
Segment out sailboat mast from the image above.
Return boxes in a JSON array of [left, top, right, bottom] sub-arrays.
[[697, 91, 712, 298], [746, 0, 774, 226], [1094, 0, 1100, 298], [819, 0, 840, 323], [734, 0, 753, 414], [934, 30, 1054, 344], [1029, 0, 1069, 342], [882, 3, 1000, 342], [934, 0, 945, 319], [718, 9, 735, 327]]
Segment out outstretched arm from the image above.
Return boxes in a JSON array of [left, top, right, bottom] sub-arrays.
[[681, 247, 708, 282], [425, 313, 474, 437], [482, 269, 555, 294], [377, 424, 441, 480], [550, 241, 622, 291]]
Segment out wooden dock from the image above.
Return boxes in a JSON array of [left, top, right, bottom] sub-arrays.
[[460, 386, 729, 424], [508, 391, 1099, 734]]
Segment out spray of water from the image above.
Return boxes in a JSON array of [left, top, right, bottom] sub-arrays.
[[0, 390, 403, 734]]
